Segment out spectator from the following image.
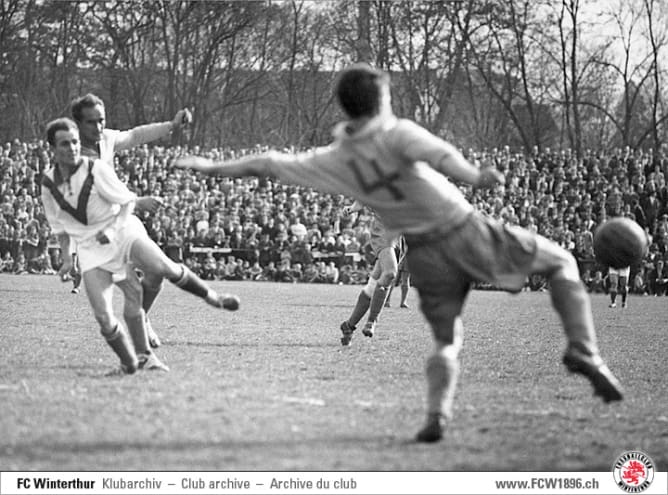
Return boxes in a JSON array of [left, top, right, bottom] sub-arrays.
[[631, 266, 649, 295], [259, 261, 277, 282], [248, 260, 263, 280], [324, 260, 339, 284]]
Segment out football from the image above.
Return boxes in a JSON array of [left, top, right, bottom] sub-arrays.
[[593, 217, 649, 268]]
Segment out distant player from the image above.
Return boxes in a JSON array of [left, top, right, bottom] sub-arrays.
[[339, 201, 405, 345], [175, 63, 623, 443], [41, 118, 238, 374], [608, 266, 630, 308], [385, 253, 410, 308], [70, 93, 191, 348], [66, 249, 83, 294]]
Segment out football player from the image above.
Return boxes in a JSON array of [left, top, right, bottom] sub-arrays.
[[607, 265, 630, 308], [70, 93, 191, 348], [339, 200, 405, 345], [41, 118, 238, 374], [175, 63, 624, 442]]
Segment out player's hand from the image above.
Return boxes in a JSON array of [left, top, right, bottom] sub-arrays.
[[135, 196, 164, 215], [172, 108, 192, 130], [476, 167, 505, 189], [342, 206, 353, 216], [173, 156, 215, 173]]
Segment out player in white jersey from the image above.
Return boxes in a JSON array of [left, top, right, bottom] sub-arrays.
[[175, 63, 623, 442], [70, 93, 191, 348], [607, 266, 630, 308], [339, 200, 405, 345], [41, 118, 239, 374]]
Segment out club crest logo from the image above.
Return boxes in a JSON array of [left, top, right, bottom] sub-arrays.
[[613, 450, 655, 493]]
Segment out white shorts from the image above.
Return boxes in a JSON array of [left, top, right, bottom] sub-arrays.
[[76, 216, 147, 280], [608, 266, 630, 277]]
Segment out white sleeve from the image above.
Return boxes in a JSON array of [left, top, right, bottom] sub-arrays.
[[92, 161, 136, 205], [113, 123, 171, 151]]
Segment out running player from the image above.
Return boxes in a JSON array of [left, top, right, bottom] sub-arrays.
[[175, 63, 624, 443], [339, 200, 404, 345]]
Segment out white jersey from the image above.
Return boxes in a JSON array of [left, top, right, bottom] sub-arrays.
[[40, 157, 136, 245], [264, 115, 474, 238], [81, 128, 132, 166]]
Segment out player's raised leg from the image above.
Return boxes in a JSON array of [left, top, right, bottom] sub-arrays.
[[129, 235, 240, 311], [531, 236, 623, 402], [83, 268, 138, 374]]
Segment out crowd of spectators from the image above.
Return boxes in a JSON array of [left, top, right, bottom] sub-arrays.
[[3, 138, 668, 295]]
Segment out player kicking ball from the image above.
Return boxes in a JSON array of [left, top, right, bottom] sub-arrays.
[[175, 63, 623, 443], [41, 118, 239, 374]]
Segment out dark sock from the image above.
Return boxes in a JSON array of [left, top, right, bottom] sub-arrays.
[[347, 291, 371, 328], [170, 264, 209, 299], [101, 324, 138, 372], [366, 285, 389, 324], [549, 278, 598, 356], [142, 280, 162, 312]]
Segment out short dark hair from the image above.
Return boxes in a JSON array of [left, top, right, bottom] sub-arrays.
[[335, 63, 389, 119], [46, 118, 78, 146], [70, 93, 105, 122]]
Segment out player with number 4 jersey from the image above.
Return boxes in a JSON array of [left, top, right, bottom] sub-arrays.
[[174, 63, 624, 443]]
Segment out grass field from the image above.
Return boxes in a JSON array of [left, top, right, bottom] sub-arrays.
[[1, 274, 667, 472]]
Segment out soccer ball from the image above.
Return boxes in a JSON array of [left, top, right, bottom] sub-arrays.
[[593, 217, 649, 269]]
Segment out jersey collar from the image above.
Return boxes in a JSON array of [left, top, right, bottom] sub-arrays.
[[333, 112, 397, 141], [53, 158, 84, 186]]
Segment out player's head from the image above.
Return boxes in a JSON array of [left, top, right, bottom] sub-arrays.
[[70, 93, 106, 144], [46, 117, 80, 166], [335, 63, 390, 119]]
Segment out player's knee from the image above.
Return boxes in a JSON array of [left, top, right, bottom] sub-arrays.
[[122, 297, 143, 319], [95, 313, 118, 335], [378, 270, 396, 287], [362, 277, 378, 297], [142, 271, 164, 290], [124, 280, 143, 301]]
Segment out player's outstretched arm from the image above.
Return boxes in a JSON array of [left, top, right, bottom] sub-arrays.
[[174, 152, 277, 178], [435, 145, 505, 189], [117, 108, 192, 150]]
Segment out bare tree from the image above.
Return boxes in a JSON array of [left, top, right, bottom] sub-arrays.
[[464, 0, 554, 151]]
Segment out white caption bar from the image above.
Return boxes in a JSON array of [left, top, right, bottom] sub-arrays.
[[1, 471, 666, 495]]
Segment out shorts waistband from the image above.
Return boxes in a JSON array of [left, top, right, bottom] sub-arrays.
[[404, 214, 472, 248]]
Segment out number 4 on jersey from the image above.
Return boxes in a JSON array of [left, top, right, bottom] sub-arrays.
[[347, 158, 404, 200]]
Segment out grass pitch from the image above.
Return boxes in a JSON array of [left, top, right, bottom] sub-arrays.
[[1, 275, 666, 472]]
